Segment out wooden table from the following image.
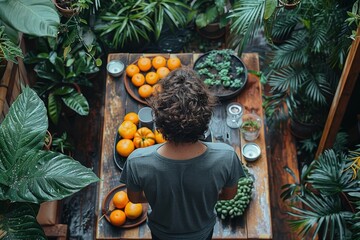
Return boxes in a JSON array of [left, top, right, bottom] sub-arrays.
[[96, 53, 272, 239]]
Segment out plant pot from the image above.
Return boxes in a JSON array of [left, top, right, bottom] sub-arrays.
[[289, 118, 322, 140], [196, 23, 226, 40], [52, 0, 78, 18], [279, 0, 301, 10]]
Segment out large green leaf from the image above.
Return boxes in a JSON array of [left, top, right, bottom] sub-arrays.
[[0, 87, 47, 172], [0, 87, 98, 203], [62, 92, 89, 116], [48, 93, 61, 125], [0, 0, 59, 37], [4, 151, 98, 202], [0, 202, 47, 240], [0, 202, 46, 240]]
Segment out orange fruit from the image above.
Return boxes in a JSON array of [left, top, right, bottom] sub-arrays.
[[156, 67, 170, 79], [124, 112, 139, 125], [131, 73, 145, 87], [152, 83, 162, 96], [154, 130, 166, 143], [126, 64, 140, 77], [152, 56, 167, 69], [109, 209, 126, 226], [113, 191, 129, 209], [145, 72, 159, 85], [167, 57, 181, 70], [124, 202, 143, 220], [116, 139, 135, 157], [138, 84, 153, 98], [137, 57, 152, 72], [118, 120, 137, 139]]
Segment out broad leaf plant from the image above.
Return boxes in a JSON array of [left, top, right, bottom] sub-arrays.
[[0, 87, 99, 239]]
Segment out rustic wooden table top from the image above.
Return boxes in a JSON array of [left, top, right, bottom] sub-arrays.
[[95, 52, 272, 239]]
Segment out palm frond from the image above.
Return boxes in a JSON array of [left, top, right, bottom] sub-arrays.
[[308, 150, 360, 196], [228, 0, 265, 54], [271, 11, 299, 42], [304, 73, 330, 105], [268, 66, 309, 93], [288, 193, 351, 240], [269, 31, 308, 69]]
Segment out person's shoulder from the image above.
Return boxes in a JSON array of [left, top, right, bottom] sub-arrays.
[[127, 144, 159, 160], [205, 142, 235, 152]]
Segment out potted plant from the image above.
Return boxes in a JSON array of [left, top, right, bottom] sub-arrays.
[[0, 87, 99, 239], [279, 0, 301, 9], [191, 0, 230, 39], [281, 144, 360, 239], [95, 0, 189, 50], [263, 0, 356, 135], [193, 49, 248, 100], [240, 113, 262, 141], [25, 20, 102, 125], [52, 0, 95, 17]]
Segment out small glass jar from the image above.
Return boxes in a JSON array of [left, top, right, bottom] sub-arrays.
[[226, 102, 243, 128]]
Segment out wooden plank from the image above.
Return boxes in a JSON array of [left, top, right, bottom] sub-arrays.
[[316, 27, 360, 157], [237, 53, 272, 239]]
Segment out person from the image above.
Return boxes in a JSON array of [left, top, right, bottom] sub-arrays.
[[120, 67, 245, 240]]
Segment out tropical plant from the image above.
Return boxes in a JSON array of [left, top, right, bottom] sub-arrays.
[[263, 0, 357, 128], [0, 26, 23, 64], [24, 18, 102, 125], [226, 0, 278, 53], [0, 0, 59, 65], [0, 0, 59, 40], [281, 144, 360, 239], [192, 0, 231, 29], [0, 87, 99, 239], [95, 0, 189, 49]]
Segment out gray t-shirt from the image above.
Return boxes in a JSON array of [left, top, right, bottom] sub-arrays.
[[120, 142, 245, 240]]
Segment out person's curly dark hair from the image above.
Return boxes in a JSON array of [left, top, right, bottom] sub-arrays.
[[148, 67, 217, 143]]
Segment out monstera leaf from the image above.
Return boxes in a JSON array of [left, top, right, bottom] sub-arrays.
[[0, 0, 59, 37]]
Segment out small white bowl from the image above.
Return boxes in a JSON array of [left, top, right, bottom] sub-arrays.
[[107, 60, 124, 77], [242, 143, 261, 162]]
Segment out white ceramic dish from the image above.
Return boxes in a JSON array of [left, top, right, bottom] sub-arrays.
[[242, 143, 261, 162], [107, 60, 125, 77]]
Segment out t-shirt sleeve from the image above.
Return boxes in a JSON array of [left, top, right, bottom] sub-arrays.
[[224, 151, 246, 187], [119, 160, 142, 192]]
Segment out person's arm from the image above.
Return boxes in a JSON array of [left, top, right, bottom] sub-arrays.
[[218, 185, 238, 200], [127, 189, 148, 203]]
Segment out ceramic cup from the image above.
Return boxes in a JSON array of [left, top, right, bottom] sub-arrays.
[[107, 60, 124, 77], [138, 107, 154, 129], [242, 143, 261, 162]]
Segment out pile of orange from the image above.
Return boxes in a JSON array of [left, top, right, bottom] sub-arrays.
[[109, 190, 143, 227], [125, 55, 182, 99], [116, 112, 166, 158]]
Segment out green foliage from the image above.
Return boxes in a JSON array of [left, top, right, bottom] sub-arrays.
[[0, 0, 59, 38], [95, 0, 189, 48], [281, 146, 360, 240], [25, 18, 102, 125], [0, 87, 99, 239], [0, 26, 23, 63], [192, 0, 229, 28], [264, 0, 356, 127]]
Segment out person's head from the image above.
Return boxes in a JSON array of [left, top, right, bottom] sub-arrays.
[[148, 67, 216, 144]]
